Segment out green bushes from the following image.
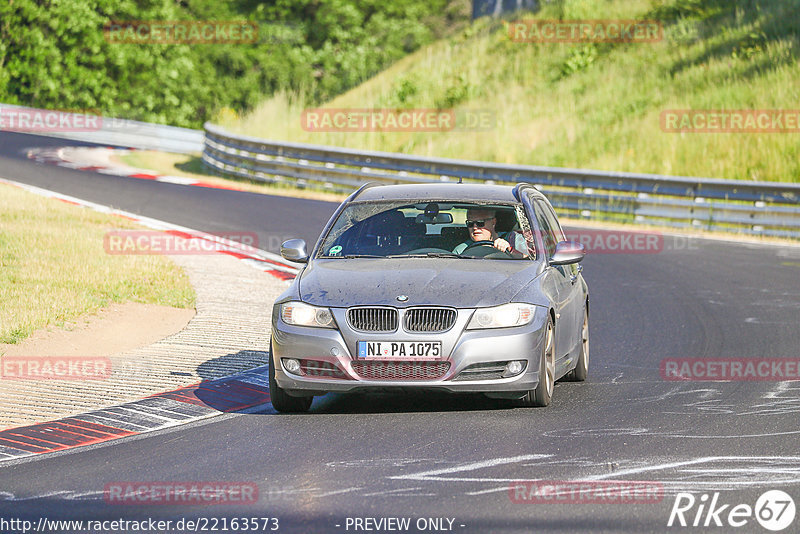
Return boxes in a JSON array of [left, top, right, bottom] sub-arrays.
[[0, 0, 468, 128]]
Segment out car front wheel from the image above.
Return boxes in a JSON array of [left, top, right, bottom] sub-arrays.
[[516, 316, 555, 407], [564, 307, 588, 382]]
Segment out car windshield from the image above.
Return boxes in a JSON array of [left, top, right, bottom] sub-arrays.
[[317, 200, 536, 260]]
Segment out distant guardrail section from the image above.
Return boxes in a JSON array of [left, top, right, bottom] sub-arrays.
[[203, 122, 800, 239], [0, 104, 203, 154]]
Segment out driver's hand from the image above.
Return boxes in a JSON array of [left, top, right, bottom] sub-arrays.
[[493, 238, 512, 253]]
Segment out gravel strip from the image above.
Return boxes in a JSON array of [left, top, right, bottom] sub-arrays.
[[0, 253, 289, 429]]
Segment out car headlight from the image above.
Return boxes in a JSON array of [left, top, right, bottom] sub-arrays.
[[466, 303, 537, 330], [280, 302, 335, 328]]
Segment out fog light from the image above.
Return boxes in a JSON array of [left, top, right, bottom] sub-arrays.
[[283, 358, 301, 375], [502, 360, 526, 378]]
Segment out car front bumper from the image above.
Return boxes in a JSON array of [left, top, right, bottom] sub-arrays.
[[271, 305, 549, 397]]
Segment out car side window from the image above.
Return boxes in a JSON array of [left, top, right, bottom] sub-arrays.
[[539, 200, 565, 243], [537, 199, 578, 274], [530, 198, 557, 259]]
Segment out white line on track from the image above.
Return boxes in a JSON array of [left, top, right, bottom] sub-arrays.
[[390, 454, 552, 482]]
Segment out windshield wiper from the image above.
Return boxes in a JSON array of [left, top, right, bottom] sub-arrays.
[[423, 252, 471, 258], [342, 254, 383, 259], [384, 252, 470, 259], [327, 252, 473, 259]]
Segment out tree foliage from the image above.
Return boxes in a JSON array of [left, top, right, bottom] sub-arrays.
[[0, 0, 468, 127]]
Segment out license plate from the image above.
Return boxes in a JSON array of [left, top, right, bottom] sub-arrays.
[[357, 341, 442, 359]]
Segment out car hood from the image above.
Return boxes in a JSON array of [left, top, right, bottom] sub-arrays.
[[299, 258, 541, 308]]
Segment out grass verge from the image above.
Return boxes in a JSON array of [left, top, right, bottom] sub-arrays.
[[222, 0, 800, 183], [0, 182, 196, 344]]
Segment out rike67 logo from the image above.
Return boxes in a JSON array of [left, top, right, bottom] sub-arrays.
[[668, 490, 796, 531]]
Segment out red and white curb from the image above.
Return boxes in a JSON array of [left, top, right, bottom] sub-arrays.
[[27, 146, 244, 191], [0, 178, 298, 462], [0, 366, 272, 463], [0, 176, 299, 462], [0, 176, 300, 281]]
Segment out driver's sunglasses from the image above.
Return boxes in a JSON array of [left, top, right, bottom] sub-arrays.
[[465, 218, 491, 228]]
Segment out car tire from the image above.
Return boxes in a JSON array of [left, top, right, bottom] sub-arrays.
[[269, 343, 313, 413], [516, 316, 555, 407], [564, 307, 589, 382]]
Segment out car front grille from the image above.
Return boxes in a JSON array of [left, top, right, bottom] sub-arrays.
[[351, 361, 450, 380], [347, 307, 398, 332], [403, 307, 457, 333]]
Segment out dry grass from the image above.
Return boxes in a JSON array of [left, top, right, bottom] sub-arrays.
[[0, 183, 195, 344], [224, 0, 800, 183]]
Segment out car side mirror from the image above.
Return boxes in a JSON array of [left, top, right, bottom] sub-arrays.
[[280, 239, 308, 263], [549, 240, 585, 265]]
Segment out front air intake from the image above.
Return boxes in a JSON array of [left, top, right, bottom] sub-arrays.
[[351, 361, 450, 380]]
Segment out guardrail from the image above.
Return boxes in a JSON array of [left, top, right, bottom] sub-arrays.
[[203, 122, 800, 239], [1, 104, 203, 153]]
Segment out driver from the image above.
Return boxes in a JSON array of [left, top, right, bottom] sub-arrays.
[[453, 208, 527, 256]]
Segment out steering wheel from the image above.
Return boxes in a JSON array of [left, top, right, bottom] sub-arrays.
[[461, 240, 512, 258], [462, 240, 495, 251]]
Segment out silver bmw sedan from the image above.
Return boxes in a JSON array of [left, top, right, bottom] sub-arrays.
[[270, 182, 588, 412]]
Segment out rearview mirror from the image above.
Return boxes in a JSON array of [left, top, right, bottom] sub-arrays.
[[280, 239, 308, 263], [415, 213, 453, 224], [549, 241, 585, 265]]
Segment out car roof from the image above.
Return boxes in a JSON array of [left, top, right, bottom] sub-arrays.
[[352, 182, 543, 203]]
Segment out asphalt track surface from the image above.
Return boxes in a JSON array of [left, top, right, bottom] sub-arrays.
[[2, 131, 800, 533]]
